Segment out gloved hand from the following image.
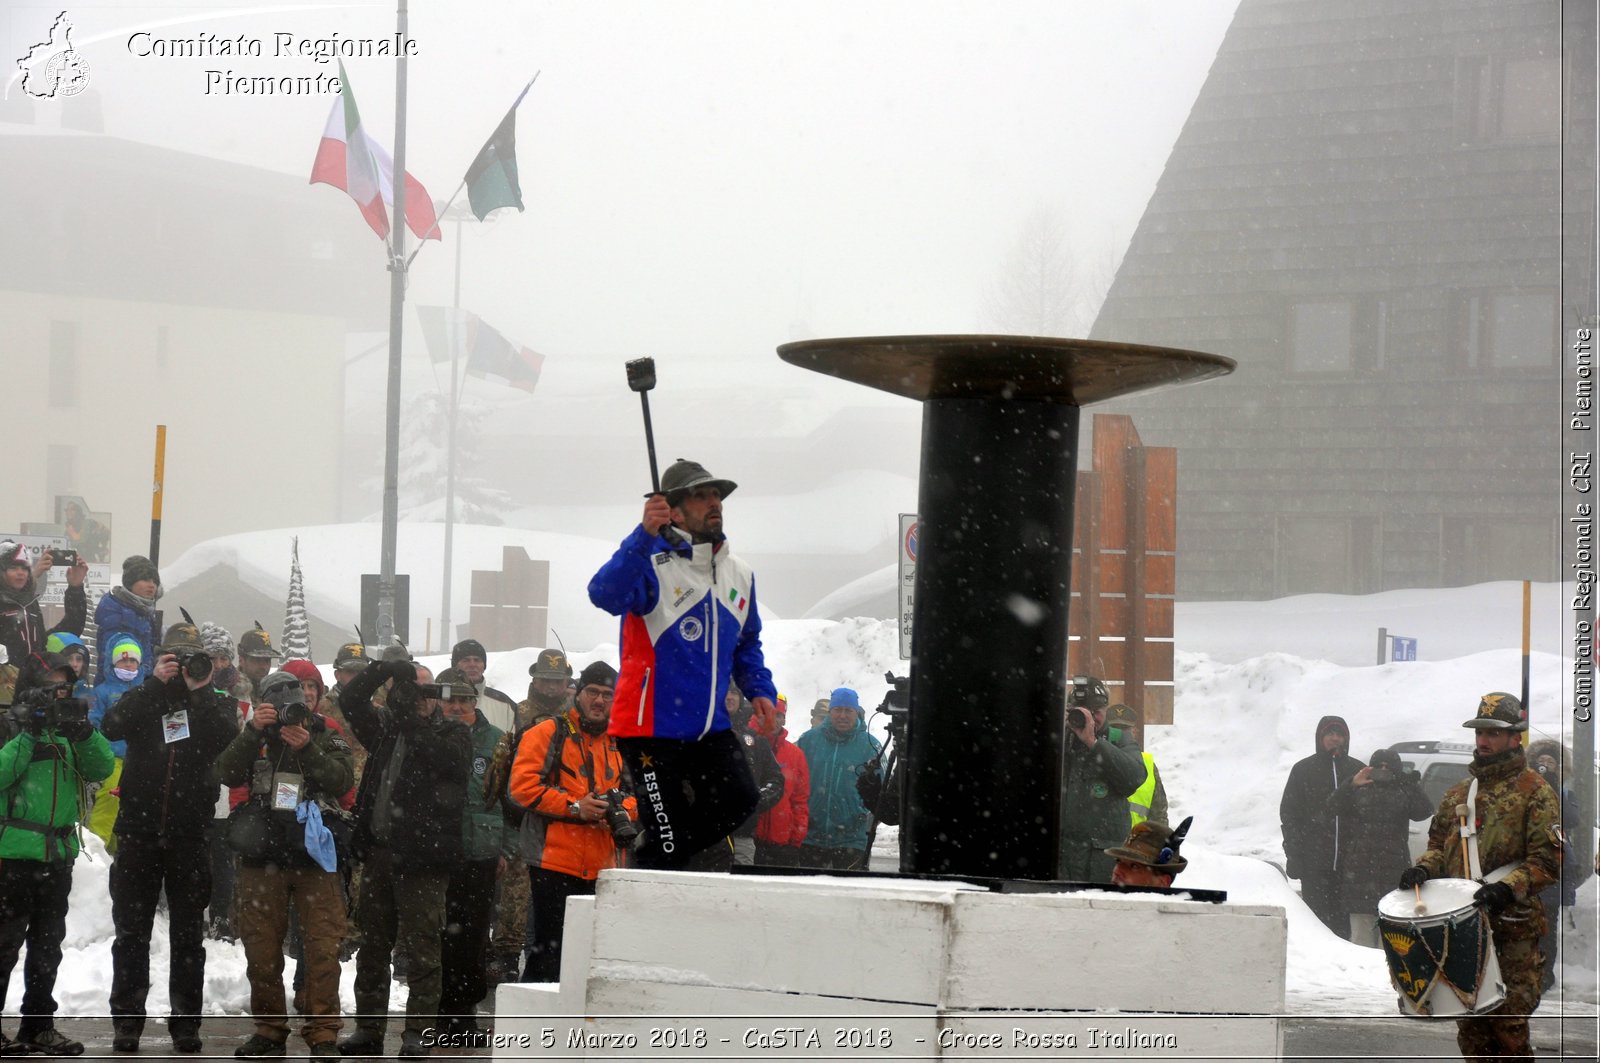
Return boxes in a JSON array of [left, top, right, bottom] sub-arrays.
[[855, 760, 884, 809], [1475, 881, 1516, 914], [1398, 866, 1429, 890], [61, 716, 95, 744], [385, 659, 417, 683]]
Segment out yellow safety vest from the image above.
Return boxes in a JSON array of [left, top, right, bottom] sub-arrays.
[[1128, 751, 1158, 827]]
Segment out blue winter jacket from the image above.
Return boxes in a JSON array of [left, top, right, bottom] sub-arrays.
[[588, 525, 776, 740], [796, 720, 882, 849], [93, 590, 160, 687]]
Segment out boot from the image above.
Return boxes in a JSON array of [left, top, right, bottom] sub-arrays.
[[336, 1029, 385, 1058]]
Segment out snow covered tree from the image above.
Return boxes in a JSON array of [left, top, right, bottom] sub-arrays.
[[372, 391, 514, 524], [983, 206, 1116, 337], [282, 536, 312, 662]]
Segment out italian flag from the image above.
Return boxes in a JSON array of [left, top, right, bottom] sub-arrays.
[[310, 64, 440, 242]]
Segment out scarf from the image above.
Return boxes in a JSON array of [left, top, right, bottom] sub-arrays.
[[110, 585, 158, 615]]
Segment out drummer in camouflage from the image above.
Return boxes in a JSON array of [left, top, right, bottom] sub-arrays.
[[1397, 692, 1561, 1063]]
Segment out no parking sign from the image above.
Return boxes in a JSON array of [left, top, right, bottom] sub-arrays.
[[899, 514, 917, 659]]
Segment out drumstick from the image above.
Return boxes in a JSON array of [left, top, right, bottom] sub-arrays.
[[1456, 803, 1472, 879], [1413, 883, 1425, 914]]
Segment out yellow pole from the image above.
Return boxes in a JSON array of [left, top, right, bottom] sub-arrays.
[[150, 425, 167, 565]]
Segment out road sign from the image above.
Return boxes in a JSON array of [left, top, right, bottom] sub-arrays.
[[898, 514, 917, 660], [1391, 636, 1417, 661]]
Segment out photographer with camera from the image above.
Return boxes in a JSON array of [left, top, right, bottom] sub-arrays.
[[0, 542, 89, 673], [508, 660, 636, 983], [214, 669, 353, 1058], [1326, 747, 1432, 948], [99, 622, 242, 1053], [338, 658, 471, 1059], [1057, 676, 1148, 884], [0, 652, 114, 1056], [433, 668, 509, 1037]]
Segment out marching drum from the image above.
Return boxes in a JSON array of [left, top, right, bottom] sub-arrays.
[[1376, 877, 1505, 1018]]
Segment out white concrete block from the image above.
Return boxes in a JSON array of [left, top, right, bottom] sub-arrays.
[[938, 1012, 1281, 1060], [590, 869, 970, 1004], [944, 891, 1286, 1013], [581, 978, 935, 1060], [491, 982, 585, 1062], [558, 895, 596, 1014]]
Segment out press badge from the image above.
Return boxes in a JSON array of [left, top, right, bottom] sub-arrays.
[[273, 772, 305, 811], [162, 710, 190, 744]]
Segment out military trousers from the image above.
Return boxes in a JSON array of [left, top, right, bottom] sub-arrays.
[[236, 862, 346, 1048], [352, 847, 449, 1036], [1456, 924, 1544, 1063]]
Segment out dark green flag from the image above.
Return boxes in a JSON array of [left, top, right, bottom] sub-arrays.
[[465, 77, 536, 221]]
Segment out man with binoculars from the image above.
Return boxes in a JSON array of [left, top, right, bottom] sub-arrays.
[[509, 660, 637, 983], [101, 622, 241, 1054]]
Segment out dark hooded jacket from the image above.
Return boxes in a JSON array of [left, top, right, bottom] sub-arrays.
[[1326, 749, 1433, 909], [341, 660, 472, 869], [0, 573, 86, 676], [1280, 715, 1365, 878]]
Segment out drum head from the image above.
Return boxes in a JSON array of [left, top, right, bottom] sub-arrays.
[[1377, 877, 1480, 920]]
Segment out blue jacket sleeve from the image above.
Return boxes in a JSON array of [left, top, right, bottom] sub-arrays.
[[588, 525, 664, 617], [730, 576, 776, 702]]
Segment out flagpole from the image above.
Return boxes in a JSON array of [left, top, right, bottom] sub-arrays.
[[377, 0, 411, 649], [441, 206, 468, 652]]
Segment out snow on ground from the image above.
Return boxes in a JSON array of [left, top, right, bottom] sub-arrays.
[[16, 573, 1596, 1019]]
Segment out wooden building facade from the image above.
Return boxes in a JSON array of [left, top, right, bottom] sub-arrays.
[[1091, 0, 1584, 599]]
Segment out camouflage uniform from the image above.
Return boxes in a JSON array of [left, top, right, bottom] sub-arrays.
[[483, 650, 572, 979], [1413, 694, 1561, 1063]]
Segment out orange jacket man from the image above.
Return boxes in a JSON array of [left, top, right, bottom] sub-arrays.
[[509, 661, 637, 981]]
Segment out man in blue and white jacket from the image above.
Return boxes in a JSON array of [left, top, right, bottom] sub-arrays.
[[588, 459, 778, 870]]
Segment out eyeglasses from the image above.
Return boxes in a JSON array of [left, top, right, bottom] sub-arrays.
[[580, 687, 615, 702]]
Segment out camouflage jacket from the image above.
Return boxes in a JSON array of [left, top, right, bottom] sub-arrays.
[[1416, 748, 1560, 937]]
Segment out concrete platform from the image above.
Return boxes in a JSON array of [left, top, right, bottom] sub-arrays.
[[494, 869, 1286, 1061]]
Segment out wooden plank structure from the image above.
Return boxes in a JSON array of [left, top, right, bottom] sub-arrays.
[[467, 546, 549, 652], [1068, 414, 1177, 724]]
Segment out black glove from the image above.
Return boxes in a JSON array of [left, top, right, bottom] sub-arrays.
[[855, 762, 884, 809], [1398, 866, 1429, 890], [1475, 881, 1515, 914], [61, 717, 95, 744], [385, 659, 417, 683]]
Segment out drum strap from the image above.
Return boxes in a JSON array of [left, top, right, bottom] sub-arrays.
[[1462, 777, 1483, 880]]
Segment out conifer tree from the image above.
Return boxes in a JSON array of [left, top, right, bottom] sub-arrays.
[[282, 536, 313, 661]]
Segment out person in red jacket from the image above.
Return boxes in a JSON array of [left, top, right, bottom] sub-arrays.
[[755, 694, 810, 866], [508, 661, 636, 982]]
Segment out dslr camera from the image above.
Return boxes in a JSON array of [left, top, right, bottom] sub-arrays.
[[600, 788, 639, 845], [179, 652, 213, 682], [1066, 675, 1109, 732]]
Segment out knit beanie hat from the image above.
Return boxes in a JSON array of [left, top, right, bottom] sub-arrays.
[[200, 622, 235, 659], [451, 638, 488, 666], [577, 660, 618, 691], [122, 555, 161, 590]]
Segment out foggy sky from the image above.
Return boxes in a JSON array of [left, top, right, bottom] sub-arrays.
[[4, 0, 1239, 606], [6, 0, 1238, 360]]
